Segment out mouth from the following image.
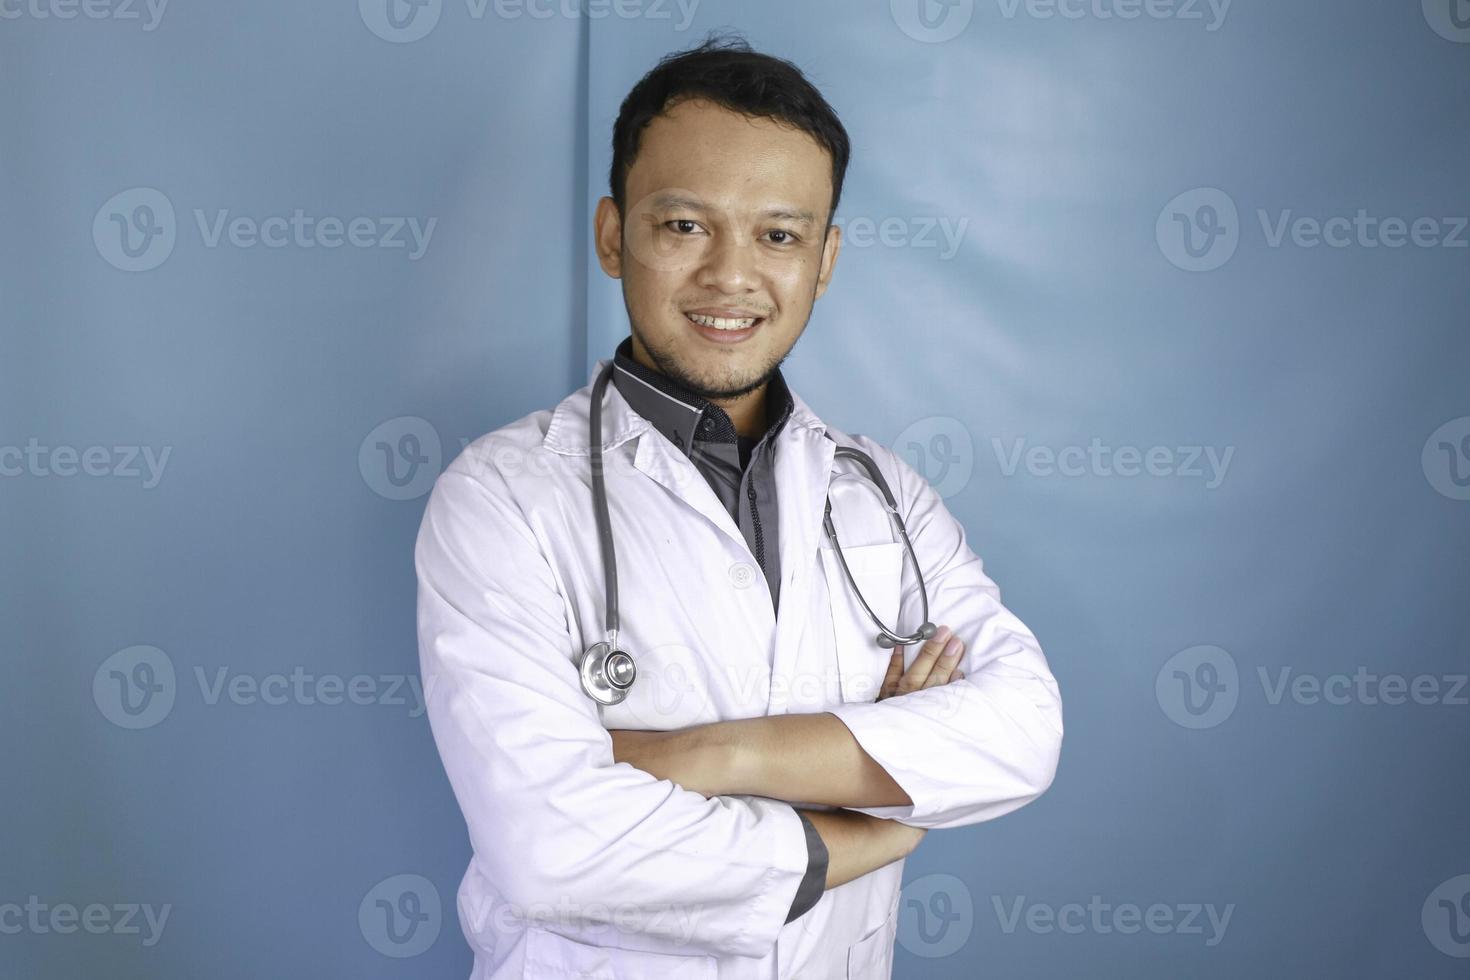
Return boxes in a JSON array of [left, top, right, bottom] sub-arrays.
[[684, 311, 766, 345]]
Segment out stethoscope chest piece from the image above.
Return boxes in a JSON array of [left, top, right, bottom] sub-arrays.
[[578, 640, 636, 706]]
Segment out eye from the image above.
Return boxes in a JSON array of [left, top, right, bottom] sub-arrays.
[[663, 219, 702, 235], [766, 229, 800, 246]]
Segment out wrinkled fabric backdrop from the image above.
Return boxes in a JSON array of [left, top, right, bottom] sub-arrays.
[[3, 0, 1467, 976]]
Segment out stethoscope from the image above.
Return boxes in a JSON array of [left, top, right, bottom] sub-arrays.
[[578, 361, 936, 705]]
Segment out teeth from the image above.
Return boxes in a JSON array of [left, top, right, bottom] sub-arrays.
[[687, 313, 759, 330]]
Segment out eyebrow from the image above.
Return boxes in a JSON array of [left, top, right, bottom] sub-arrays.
[[649, 193, 818, 228]]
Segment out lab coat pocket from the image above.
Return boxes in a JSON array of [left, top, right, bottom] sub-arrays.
[[845, 898, 900, 979], [820, 541, 905, 704], [521, 924, 718, 980]]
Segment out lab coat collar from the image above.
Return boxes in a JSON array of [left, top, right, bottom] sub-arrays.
[[609, 335, 797, 456], [542, 357, 829, 458]]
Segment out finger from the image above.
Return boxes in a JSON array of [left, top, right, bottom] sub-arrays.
[[898, 626, 953, 693], [922, 633, 965, 689], [876, 649, 905, 701]]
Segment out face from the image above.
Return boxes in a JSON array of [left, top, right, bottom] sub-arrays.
[[594, 97, 842, 403]]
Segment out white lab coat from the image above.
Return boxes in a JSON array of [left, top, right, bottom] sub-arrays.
[[415, 357, 1064, 979]]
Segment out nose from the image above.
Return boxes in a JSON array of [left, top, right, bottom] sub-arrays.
[[695, 228, 758, 295]]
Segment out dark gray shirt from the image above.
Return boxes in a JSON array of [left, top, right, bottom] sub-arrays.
[[610, 336, 790, 611], [609, 335, 829, 924]]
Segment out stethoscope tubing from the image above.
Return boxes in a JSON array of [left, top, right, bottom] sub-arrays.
[[582, 361, 935, 703], [589, 361, 622, 650], [822, 446, 936, 649]]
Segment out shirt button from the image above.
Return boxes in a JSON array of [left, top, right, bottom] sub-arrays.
[[729, 562, 756, 589]]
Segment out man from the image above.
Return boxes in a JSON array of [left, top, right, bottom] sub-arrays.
[[416, 34, 1063, 979]]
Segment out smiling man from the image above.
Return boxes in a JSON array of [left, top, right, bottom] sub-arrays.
[[416, 33, 1063, 979]]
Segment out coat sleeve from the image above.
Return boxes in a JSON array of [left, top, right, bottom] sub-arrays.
[[415, 451, 810, 959], [824, 436, 1064, 830]]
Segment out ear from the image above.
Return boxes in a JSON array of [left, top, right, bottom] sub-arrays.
[[593, 196, 624, 279], [813, 221, 842, 301]]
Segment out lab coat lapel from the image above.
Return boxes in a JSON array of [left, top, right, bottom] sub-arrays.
[[767, 393, 836, 715], [565, 358, 751, 555], [630, 428, 751, 555]]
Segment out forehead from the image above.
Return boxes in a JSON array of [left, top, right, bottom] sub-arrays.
[[625, 97, 833, 217]]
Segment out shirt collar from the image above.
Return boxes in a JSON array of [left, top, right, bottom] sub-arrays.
[[609, 335, 794, 456]]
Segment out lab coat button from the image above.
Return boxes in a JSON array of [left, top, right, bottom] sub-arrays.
[[729, 562, 756, 588]]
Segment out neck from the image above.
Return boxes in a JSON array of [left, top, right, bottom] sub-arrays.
[[630, 339, 769, 439], [714, 390, 768, 440]]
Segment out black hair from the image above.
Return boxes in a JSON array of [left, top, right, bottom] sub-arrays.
[[608, 30, 851, 232]]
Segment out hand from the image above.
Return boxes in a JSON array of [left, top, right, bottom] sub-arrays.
[[876, 625, 965, 701]]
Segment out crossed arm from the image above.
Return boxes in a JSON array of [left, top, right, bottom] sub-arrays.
[[609, 625, 969, 887]]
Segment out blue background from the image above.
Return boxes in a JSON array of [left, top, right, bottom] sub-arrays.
[[3, 0, 1468, 976]]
